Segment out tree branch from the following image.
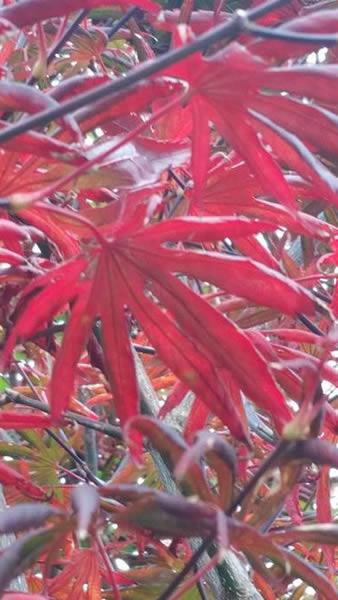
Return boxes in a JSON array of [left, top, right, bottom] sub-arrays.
[[0, 0, 291, 144], [1, 389, 123, 440]]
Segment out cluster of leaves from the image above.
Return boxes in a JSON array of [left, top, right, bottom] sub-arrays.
[[0, 0, 336, 598]]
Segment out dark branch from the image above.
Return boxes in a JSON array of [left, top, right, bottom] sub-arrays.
[[244, 20, 338, 45], [46, 427, 101, 485], [2, 389, 122, 440], [0, 0, 292, 144]]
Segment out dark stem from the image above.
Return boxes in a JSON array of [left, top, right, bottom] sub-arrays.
[[228, 440, 291, 514], [0, 0, 292, 144], [2, 389, 122, 440], [46, 427, 101, 486], [244, 20, 338, 45], [46, 10, 89, 66], [30, 323, 156, 354], [168, 167, 187, 191], [194, 565, 209, 600], [297, 313, 324, 336], [106, 7, 140, 39], [26, 10, 89, 86], [157, 539, 211, 600]]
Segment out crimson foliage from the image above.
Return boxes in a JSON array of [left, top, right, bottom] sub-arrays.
[[0, 0, 337, 598]]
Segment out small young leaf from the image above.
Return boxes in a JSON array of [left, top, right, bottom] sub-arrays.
[[127, 416, 216, 503], [174, 431, 237, 510], [71, 483, 99, 540]]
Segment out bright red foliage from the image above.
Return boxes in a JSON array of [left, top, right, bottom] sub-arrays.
[[0, 0, 336, 598]]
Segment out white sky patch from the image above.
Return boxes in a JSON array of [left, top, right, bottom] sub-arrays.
[[115, 558, 130, 571], [306, 47, 328, 65]]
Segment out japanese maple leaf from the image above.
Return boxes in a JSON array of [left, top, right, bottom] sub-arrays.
[[187, 155, 337, 242], [2, 207, 319, 448], [166, 27, 338, 207]]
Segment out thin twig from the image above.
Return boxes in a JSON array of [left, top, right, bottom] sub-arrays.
[[107, 7, 140, 39], [297, 314, 324, 337], [46, 427, 102, 486], [168, 167, 187, 191], [170, 554, 219, 600], [0, 0, 292, 144], [194, 565, 209, 600], [26, 10, 89, 86], [96, 533, 122, 600], [244, 20, 338, 45], [29, 323, 156, 354], [2, 389, 122, 440]]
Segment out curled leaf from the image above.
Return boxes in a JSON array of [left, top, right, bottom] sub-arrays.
[[282, 439, 338, 468], [0, 503, 62, 535], [271, 523, 338, 546], [127, 416, 215, 502], [102, 483, 219, 539], [174, 431, 236, 509], [71, 483, 99, 540], [0, 528, 55, 594]]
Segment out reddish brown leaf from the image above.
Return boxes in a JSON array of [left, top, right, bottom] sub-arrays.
[[0, 0, 160, 30], [0, 412, 52, 429], [128, 415, 216, 502], [0, 503, 61, 534], [0, 528, 56, 594], [71, 484, 99, 540], [0, 462, 46, 500], [0, 81, 80, 142]]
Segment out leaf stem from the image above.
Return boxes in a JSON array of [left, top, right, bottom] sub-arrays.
[[297, 314, 324, 336], [26, 10, 89, 86], [106, 7, 141, 39], [96, 533, 122, 600], [46, 427, 102, 486], [29, 322, 156, 354]]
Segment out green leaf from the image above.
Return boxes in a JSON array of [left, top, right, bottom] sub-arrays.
[[0, 441, 35, 459], [0, 375, 9, 392]]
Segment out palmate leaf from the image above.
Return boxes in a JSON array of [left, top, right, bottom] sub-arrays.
[[2, 211, 320, 451], [100, 483, 338, 599], [47, 549, 103, 600], [0, 0, 160, 31], [164, 21, 338, 207]]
